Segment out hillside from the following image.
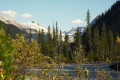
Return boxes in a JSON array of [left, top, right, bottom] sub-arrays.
[[0, 16, 87, 42], [63, 27, 87, 42], [0, 20, 27, 39], [0, 16, 48, 39], [92, 1, 120, 36]]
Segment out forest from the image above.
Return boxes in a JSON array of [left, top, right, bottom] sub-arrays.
[[0, 10, 120, 80], [0, 1, 120, 80]]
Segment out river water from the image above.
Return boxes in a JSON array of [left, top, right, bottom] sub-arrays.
[[28, 62, 120, 80], [56, 62, 120, 80]]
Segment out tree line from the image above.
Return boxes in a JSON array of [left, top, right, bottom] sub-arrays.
[[0, 10, 120, 79], [29, 10, 120, 63]]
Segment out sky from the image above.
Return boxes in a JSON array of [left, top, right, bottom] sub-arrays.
[[0, 0, 118, 31]]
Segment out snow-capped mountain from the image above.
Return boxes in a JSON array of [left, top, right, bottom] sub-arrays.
[[0, 15, 98, 42], [0, 16, 48, 39], [63, 27, 87, 42], [62, 15, 101, 42]]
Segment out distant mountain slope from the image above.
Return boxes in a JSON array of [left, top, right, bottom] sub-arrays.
[[63, 27, 87, 42], [92, 1, 120, 35], [0, 20, 27, 39], [0, 16, 87, 42], [0, 16, 48, 39]]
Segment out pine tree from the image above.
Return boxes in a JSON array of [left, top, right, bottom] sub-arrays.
[[73, 27, 84, 63], [59, 30, 62, 43], [63, 34, 72, 62], [74, 27, 82, 52], [29, 28, 32, 43], [108, 30, 114, 60], [100, 22, 109, 60], [93, 27, 100, 61], [58, 30, 63, 55], [85, 10, 93, 60], [53, 26, 56, 43], [0, 23, 14, 79], [58, 30, 63, 54], [56, 21, 58, 40], [51, 25, 58, 59], [47, 25, 52, 42], [41, 29, 46, 55], [46, 25, 52, 56], [37, 29, 41, 44], [41, 29, 45, 45]]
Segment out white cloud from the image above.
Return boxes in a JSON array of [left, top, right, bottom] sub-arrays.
[[0, 10, 17, 19], [22, 13, 32, 18], [71, 19, 83, 24]]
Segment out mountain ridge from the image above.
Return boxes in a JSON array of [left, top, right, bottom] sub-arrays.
[[91, 1, 120, 36]]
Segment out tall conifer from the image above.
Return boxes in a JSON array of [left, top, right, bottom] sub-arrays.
[[85, 10, 93, 60]]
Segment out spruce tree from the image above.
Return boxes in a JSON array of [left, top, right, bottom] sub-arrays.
[[41, 29, 45, 45], [100, 22, 109, 60], [93, 27, 100, 61], [58, 30, 63, 54], [47, 25, 52, 42], [58, 30, 63, 55], [41, 29, 46, 55], [37, 29, 41, 44], [85, 10, 93, 60], [108, 30, 114, 60], [73, 27, 84, 63], [51, 25, 58, 59], [46, 25, 52, 56], [74, 27, 82, 52], [59, 30, 62, 43], [53, 26, 56, 43], [63, 34, 72, 61], [56, 21, 58, 40], [29, 28, 32, 43], [55, 22, 59, 57]]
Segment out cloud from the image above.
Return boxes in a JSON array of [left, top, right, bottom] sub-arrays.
[[71, 19, 83, 24], [0, 10, 17, 19], [22, 13, 32, 18]]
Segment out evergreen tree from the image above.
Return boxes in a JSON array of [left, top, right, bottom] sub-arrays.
[[29, 28, 32, 43], [53, 26, 56, 43], [51, 25, 58, 59], [58, 30, 63, 54], [0, 23, 14, 79], [73, 27, 82, 52], [100, 22, 109, 60], [41, 29, 46, 55], [63, 34, 72, 62], [41, 29, 45, 45], [93, 27, 100, 61], [56, 21, 58, 40], [73, 27, 85, 63], [37, 29, 41, 44], [59, 30, 62, 43], [46, 25, 52, 56], [85, 10, 93, 60], [108, 30, 114, 60], [47, 25, 52, 42]]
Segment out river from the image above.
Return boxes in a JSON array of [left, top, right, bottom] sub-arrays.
[[28, 62, 120, 80], [56, 62, 120, 80]]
